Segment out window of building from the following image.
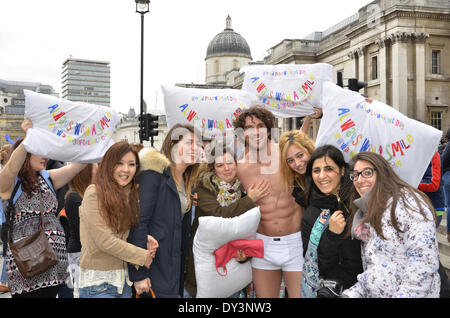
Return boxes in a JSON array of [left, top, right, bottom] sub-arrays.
[[233, 59, 239, 69], [371, 55, 378, 80], [432, 50, 440, 74], [215, 60, 220, 74], [431, 111, 442, 130]]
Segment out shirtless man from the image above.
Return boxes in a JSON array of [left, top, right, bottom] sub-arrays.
[[233, 106, 302, 298]]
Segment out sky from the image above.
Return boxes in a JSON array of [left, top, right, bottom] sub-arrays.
[[0, 0, 373, 115]]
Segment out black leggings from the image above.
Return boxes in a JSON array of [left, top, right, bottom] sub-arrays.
[[11, 285, 59, 298]]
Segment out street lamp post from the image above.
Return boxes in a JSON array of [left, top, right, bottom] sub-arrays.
[[135, 0, 150, 143]]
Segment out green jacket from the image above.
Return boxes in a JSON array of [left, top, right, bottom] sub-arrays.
[[184, 170, 255, 297]]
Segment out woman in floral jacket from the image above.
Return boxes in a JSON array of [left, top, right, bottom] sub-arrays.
[[342, 152, 440, 298]]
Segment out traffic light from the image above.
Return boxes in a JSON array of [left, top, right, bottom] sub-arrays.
[[347, 78, 368, 92], [139, 113, 159, 143], [337, 72, 344, 88], [147, 113, 159, 138]]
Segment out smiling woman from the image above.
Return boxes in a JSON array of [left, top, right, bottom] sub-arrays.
[[300, 145, 363, 297], [78, 141, 155, 298], [279, 130, 315, 208], [342, 151, 440, 298], [184, 143, 269, 297], [113, 152, 137, 187]]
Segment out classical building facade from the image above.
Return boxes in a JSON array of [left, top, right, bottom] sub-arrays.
[[0, 79, 57, 146], [263, 0, 449, 137]]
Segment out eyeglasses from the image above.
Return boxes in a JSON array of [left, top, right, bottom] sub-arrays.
[[349, 167, 376, 182]]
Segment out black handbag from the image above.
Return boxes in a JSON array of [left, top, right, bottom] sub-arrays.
[[316, 279, 344, 298], [7, 182, 58, 278]]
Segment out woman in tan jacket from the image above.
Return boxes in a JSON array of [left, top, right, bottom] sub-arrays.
[[78, 141, 156, 298]]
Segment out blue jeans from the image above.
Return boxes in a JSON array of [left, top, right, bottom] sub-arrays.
[[79, 282, 132, 298], [1, 258, 6, 284], [444, 172, 450, 232]]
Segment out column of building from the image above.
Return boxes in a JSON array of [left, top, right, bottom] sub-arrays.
[[390, 32, 409, 116], [414, 33, 429, 122], [375, 38, 388, 104], [357, 46, 367, 96]]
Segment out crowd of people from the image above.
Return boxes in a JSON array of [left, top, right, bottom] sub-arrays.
[[0, 105, 448, 298]]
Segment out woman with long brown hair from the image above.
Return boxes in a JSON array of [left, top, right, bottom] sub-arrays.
[[128, 123, 203, 297], [0, 119, 87, 298], [342, 152, 440, 297], [78, 141, 155, 298]]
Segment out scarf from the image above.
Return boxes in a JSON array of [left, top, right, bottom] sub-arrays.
[[211, 175, 242, 207], [300, 208, 331, 298], [351, 191, 371, 242]]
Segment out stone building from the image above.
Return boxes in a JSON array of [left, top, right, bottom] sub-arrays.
[[263, 0, 450, 137], [0, 79, 58, 146], [205, 15, 254, 87]]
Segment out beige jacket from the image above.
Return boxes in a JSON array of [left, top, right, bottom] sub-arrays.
[[79, 184, 148, 270]]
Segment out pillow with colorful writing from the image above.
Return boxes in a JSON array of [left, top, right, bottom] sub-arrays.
[[22, 90, 119, 163], [315, 82, 441, 187], [240, 63, 333, 118], [162, 85, 258, 139]]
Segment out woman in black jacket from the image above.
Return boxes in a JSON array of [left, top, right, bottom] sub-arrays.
[[127, 124, 202, 298], [301, 145, 362, 297]]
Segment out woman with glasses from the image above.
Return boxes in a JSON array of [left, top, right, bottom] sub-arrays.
[[300, 145, 363, 297], [342, 152, 440, 298]]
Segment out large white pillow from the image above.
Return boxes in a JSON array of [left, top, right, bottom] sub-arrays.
[[23, 90, 119, 163], [240, 63, 333, 118], [162, 85, 258, 139], [193, 207, 260, 298], [316, 82, 442, 187]]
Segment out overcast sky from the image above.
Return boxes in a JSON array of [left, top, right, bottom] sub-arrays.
[[0, 0, 372, 115]]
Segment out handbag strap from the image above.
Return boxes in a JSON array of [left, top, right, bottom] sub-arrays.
[[7, 180, 22, 244], [7, 180, 47, 243], [37, 188, 45, 230]]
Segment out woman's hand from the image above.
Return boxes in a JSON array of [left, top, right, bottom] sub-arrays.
[[235, 249, 247, 262], [134, 278, 152, 295], [308, 108, 323, 119], [247, 179, 270, 203], [192, 192, 198, 206], [147, 235, 158, 258], [144, 251, 154, 269], [21, 118, 33, 133], [329, 210, 346, 235]]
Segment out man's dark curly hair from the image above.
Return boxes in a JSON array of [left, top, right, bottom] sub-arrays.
[[233, 105, 275, 140]]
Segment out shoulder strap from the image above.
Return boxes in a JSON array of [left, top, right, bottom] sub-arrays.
[[6, 180, 22, 243], [40, 170, 56, 196], [8, 180, 22, 208]]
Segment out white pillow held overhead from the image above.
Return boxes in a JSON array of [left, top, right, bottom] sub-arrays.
[[23, 90, 119, 163], [315, 82, 441, 187]]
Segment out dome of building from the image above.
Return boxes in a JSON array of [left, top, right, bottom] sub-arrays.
[[206, 16, 252, 59]]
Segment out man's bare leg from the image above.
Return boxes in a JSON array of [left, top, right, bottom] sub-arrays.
[[282, 271, 302, 298], [252, 268, 282, 298]]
